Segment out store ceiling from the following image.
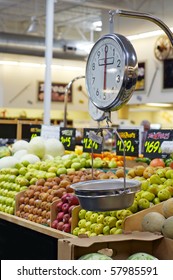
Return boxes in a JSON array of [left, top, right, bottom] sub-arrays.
[[0, 0, 172, 60]]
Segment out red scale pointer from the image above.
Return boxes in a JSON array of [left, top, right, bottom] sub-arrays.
[[103, 45, 108, 90]]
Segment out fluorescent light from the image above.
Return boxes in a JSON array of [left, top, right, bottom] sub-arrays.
[[0, 60, 84, 71], [127, 27, 173, 41], [92, 20, 102, 31], [0, 60, 43, 67], [146, 103, 172, 107]]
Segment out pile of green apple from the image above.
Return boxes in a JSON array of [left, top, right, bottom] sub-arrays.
[[127, 165, 173, 210], [0, 168, 27, 214], [72, 208, 134, 237]]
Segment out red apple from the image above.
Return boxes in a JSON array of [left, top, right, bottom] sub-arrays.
[[57, 221, 64, 231], [56, 211, 64, 222], [67, 194, 79, 206], [69, 217, 72, 225], [61, 203, 69, 213], [63, 213, 70, 223], [51, 219, 58, 229], [56, 201, 63, 212], [62, 223, 71, 233], [68, 205, 76, 215], [61, 193, 71, 203]]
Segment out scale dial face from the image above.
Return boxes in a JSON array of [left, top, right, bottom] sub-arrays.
[[88, 99, 106, 121], [86, 33, 138, 111]]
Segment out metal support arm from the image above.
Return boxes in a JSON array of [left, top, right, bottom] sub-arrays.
[[63, 75, 85, 127], [109, 9, 173, 46]]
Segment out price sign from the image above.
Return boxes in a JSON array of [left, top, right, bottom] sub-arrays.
[[41, 125, 60, 139], [83, 128, 103, 153], [144, 129, 173, 159], [60, 128, 76, 151], [30, 125, 41, 139], [116, 129, 139, 157]]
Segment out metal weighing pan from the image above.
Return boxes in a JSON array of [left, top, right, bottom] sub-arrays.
[[71, 179, 141, 211]]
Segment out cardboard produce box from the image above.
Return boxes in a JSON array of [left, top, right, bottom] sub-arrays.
[[58, 231, 173, 260], [123, 202, 164, 232]]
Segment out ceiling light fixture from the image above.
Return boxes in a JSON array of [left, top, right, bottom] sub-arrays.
[[127, 27, 173, 41], [146, 103, 173, 107]]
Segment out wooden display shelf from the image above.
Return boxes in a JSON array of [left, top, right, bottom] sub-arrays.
[[0, 211, 73, 239]]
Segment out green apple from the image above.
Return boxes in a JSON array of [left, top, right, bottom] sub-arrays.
[[8, 174, 16, 183], [78, 219, 87, 228], [116, 210, 124, 220], [116, 219, 123, 229], [93, 159, 103, 169], [90, 213, 98, 223], [25, 172, 34, 181], [30, 177, 38, 185], [78, 228, 86, 235], [78, 209, 87, 220], [64, 160, 72, 168], [108, 160, 117, 169], [103, 216, 110, 225], [85, 231, 91, 237], [79, 158, 86, 168], [115, 228, 123, 234], [120, 209, 132, 219], [90, 232, 97, 237], [94, 223, 104, 235], [153, 197, 160, 204], [97, 214, 105, 224], [157, 189, 171, 201], [107, 216, 117, 228], [110, 227, 117, 234], [48, 166, 57, 173], [72, 227, 80, 236], [39, 163, 49, 171], [46, 172, 57, 178], [85, 159, 92, 168], [90, 223, 97, 233], [71, 162, 81, 171], [5, 197, 14, 206], [8, 206, 14, 215], [85, 221, 92, 230], [56, 168, 67, 176], [67, 168, 75, 174], [103, 225, 110, 235], [85, 211, 93, 221], [135, 191, 142, 202], [19, 167, 28, 176], [109, 211, 117, 217], [138, 198, 150, 210], [80, 152, 91, 159]]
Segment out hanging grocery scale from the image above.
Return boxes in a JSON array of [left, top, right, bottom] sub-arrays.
[[71, 10, 173, 211]]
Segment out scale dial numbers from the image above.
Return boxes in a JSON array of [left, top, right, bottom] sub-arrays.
[[86, 33, 138, 111]]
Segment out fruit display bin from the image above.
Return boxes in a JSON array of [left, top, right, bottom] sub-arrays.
[[123, 202, 164, 232], [58, 231, 173, 260]]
